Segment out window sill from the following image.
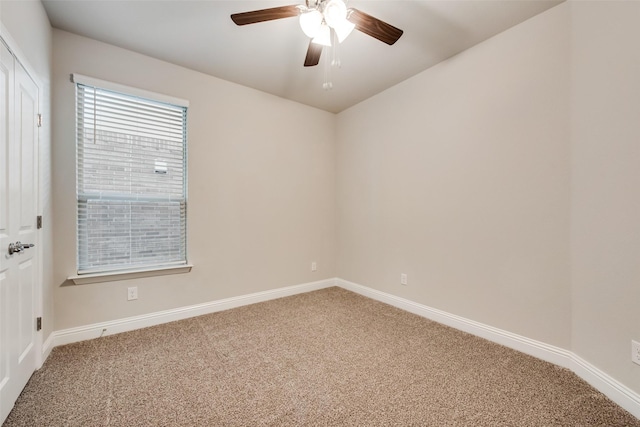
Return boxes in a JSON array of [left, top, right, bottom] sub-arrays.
[[68, 264, 193, 285]]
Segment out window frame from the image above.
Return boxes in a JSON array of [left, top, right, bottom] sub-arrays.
[[68, 74, 192, 284]]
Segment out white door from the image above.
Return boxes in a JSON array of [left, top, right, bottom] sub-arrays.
[[0, 39, 40, 424]]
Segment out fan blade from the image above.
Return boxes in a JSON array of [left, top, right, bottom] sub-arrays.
[[231, 5, 300, 26], [347, 8, 403, 45], [304, 41, 322, 67]]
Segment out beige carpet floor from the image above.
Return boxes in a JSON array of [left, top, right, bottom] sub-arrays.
[[4, 287, 639, 426]]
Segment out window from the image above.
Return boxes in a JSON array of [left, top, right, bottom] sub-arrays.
[[74, 75, 188, 275]]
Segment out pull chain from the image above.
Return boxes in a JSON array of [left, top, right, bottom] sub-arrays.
[[323, 30, 341, 90], [331, 29, 341, 68], [323, 56, 333, 90]]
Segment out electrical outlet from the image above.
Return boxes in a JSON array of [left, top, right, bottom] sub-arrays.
[[127, 286, 138, 301], [632, 340, 640, 366], [311, 261, 317, 272], [400, 273, 408, 286]]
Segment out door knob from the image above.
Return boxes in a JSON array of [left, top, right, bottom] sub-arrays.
[[8, 241, 34, 255]]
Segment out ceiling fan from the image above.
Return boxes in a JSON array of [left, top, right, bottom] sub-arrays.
[[231, 0, 403, 67]]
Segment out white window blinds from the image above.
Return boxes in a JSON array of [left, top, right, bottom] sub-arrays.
[[75, 78, 188, 274]]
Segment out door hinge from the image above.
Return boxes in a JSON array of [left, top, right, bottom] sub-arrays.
[[37, 215, 42, 229], [36, 317, 42, 331], [37, 113, 42, 128]]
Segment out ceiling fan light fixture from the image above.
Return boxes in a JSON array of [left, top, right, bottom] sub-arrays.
[[323, 0, 347, 28], [312, 24, 332, 46], [334, 18, 355, 43], [299, 9, 323, 38]]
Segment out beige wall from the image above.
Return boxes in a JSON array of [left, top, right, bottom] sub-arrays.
[[336, 0, 640, 397], [1, 0, 54, 342], [570, 0, 640, 393], [337, 4, 571, 348], [52, 30, 337, 330]]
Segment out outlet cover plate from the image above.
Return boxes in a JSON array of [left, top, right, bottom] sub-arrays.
[[632, 340, 640, 366], [127, 286, 138, 301], [400, 273, 408, 286]]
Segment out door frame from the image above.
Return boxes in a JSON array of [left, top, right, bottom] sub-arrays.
[[0, 23, 45, 369]]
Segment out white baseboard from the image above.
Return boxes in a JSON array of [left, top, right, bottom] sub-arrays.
[[52, 278, 336, 348], [570, 354, 640, 419], [335, 278, 640, 420], [336, 279, 572, 367], [41, 333, 54, 367]]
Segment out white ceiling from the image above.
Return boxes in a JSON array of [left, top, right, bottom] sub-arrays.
[[42, 0, 563, 113]]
